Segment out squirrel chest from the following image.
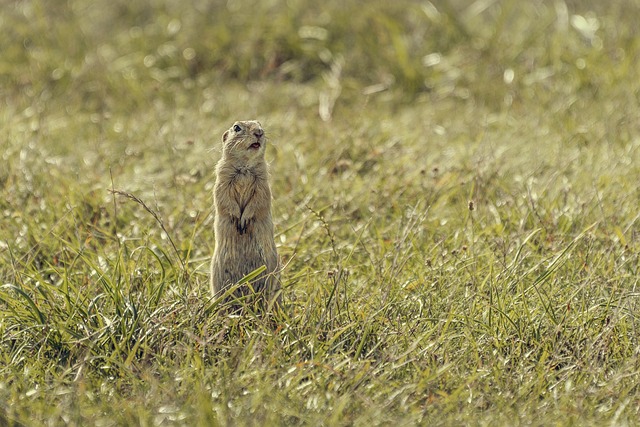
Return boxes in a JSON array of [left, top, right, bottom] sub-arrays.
[[229, 170, 258, 214]]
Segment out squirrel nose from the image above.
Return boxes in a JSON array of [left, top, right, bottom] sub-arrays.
[[254, 128, 264, 138]]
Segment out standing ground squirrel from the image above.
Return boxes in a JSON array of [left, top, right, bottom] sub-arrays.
[[210, 120, 281, 307]]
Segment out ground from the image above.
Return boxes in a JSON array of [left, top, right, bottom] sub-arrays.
[[1, 0, 639, 425]]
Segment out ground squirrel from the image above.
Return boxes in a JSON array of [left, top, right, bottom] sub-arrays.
[[210, 120, 281, 307]]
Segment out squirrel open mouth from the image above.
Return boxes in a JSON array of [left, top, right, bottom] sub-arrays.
[[249, 142, 261, 150]]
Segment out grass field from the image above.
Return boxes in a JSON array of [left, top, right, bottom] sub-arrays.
[[1, 0, 639, 425]]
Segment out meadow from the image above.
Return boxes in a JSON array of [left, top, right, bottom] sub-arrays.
[[1, 0, 639, 425]]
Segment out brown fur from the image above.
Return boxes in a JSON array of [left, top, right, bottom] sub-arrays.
[[210, 120, 281, 307]]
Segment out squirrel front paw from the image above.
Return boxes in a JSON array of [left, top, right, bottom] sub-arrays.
[[233, 216, 251, 234]]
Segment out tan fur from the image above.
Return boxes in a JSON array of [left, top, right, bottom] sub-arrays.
[[210, 120, 281, 306]]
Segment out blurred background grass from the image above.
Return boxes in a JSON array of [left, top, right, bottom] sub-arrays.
[[3, 0, 639, 106]]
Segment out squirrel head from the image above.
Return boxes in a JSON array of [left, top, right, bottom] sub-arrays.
[[221, 120, 267, 166]]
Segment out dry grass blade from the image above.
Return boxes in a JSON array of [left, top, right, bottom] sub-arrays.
[[108, 189, 186, 271]]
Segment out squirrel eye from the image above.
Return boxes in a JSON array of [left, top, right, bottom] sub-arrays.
[[233, 124, 242, 132]]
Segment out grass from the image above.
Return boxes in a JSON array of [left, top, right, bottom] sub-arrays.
[[1, 0, 639, 425]]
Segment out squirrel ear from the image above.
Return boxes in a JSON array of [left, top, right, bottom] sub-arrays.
[[222, 130, 229, 143]]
